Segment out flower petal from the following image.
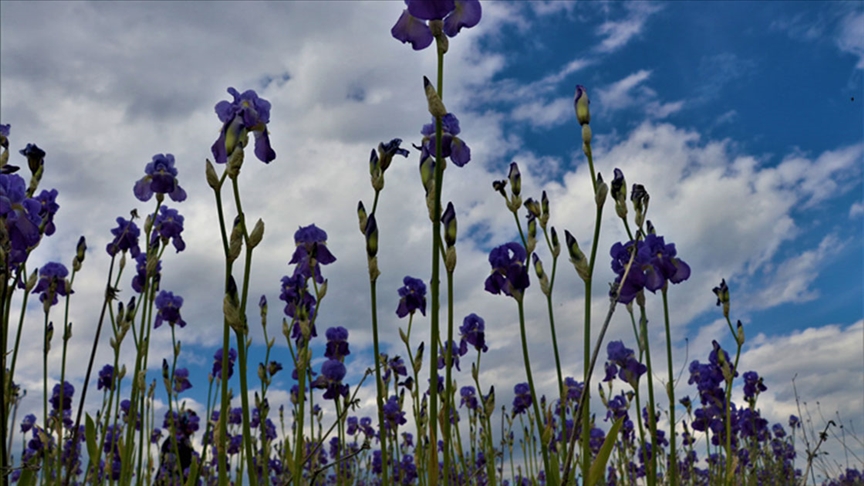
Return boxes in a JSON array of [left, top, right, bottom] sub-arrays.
[[391, 9, 434, 50], [443, 0, 482, 37]]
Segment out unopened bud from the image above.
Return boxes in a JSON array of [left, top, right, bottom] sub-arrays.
[[508, 162, 521, 197], [736, 320, 745, 346], [442, 201, 457, 248], [248, 219, 265, 248], [565, 230, 590, 282], [444, 246, 457, 273], [550, 227, 560, 258], [595, 173, 608, 208], [205, 159, 220, 189], [424, 76, 447, 118], [574, 85, 591, 126], [357, 201, 368, 234], [713, 279, 730, 318], [524, 198, 541, 219], [582, 124, 592, 144], [365, 214, 378, 258]]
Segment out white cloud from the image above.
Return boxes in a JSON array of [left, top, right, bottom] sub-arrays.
[[594, 3, 663, 54], [850, 201, 864, 218], [836, 10, 864, 68]]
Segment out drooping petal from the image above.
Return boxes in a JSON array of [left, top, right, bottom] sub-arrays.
[[253, 129, 276, 164], [391, 9, 434, 50], [133, 176, 153, 202], [443, 0, 482, 37]]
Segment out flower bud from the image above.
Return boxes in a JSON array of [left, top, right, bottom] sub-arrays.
[[526, 216, 537, 254], [365, 214, 378, 258], [508, 162, 521, 197], [631, 184, 649, 228], [442, 201, 457, 248], [205, 159, 220, 189], [595, 173, 608, 208], [445, 246, 457, 273], [574, 85, 591, 126], [420, 155, 435, 196], [424, 76, 447, 118], [582, 124, 592, 145], [317, 279, 328, 300], [369, 148, 380, 178], [248, 218, 265, 249], [258, 363, 267, 382], [357, 201, 368, 235], [524, 198, 541, 219], [736, 320, 745, 346], [540, 191, 550, 228], [492, 180, 508, 199], [550, 227, 561, 258], [713, 279, 730, 318], [533, 253, 550, 296], [75, 235, 87, 265], [565, 230, 590, 282]]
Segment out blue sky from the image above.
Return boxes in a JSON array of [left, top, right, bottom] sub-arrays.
[[1, 1, 862, 479]]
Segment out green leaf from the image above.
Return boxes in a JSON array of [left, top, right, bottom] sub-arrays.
[[85, 413, 99, 467], [17, 466, 36, 486], [588, 416, 624, 486]]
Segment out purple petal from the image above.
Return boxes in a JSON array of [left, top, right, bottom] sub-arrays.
[[443, 0, 482, 37], [391, 9, 434, 50], [253, 129, 276, 164], [449, 137, 471, 167], [407, 0, 455, 20], [133, 177, 153, 202]]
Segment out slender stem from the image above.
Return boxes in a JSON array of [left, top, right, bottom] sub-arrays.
[[661, 288, 678, 485], [443, 266, 455, 486], [516, 298, 552, 482], [639, 303, 658, 486], [369, 281, 389, 486]]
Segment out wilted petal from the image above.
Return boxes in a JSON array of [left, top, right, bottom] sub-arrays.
[[391, 9, 434, 50], [443, 0, 482, 37]]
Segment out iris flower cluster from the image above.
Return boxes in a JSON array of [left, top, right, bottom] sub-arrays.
[[484, 242, 530, 299]]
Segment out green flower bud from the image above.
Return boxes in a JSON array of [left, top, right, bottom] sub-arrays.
[[508, 162, 521, 197], [565, 230, 591, 282], [248, 218, 265, 249], [442, 202, 457, 248], [365, 214, 378, 258], [524, 198, 541, 219], [424, 76, 447, 118], [357, 201, 368, 235], [574, 85, 591, 126], [205, 159, 220, 190]]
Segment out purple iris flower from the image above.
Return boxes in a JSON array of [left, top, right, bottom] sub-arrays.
[[32, 262, 72, 306], [484, 242, 530, 298], [512, 382, 532, 416], [0, 173, 42, 262], [603, 341, 646, 388], [420, 113, 471, 167], [50, 381, 75, 411], [133, 153, 186, 203], [460, 386, 478, 410], [0, 123, 9, 142], [34, 189, 59, 236], [324, 326, 350, 361], [437, 339, 468, 371], [609, 234, 690, 304], [391, 0, 482, 50], [173, 368, 192, 393], [459, 313, 487, 352], [153, 290, 186, 329], [106, 217, 141, 257], [97, 364, 114, 391], [383, 395, 407, 431], [279, 273, 317, 321], [212, 87, 275, 164], [289, 224, 337, 283], [314, 359, 348, 400], [20, 414, 36, 434], [396, 276, 427, 318], [150, 206, 186, 252], [131, 252, 161, 294]]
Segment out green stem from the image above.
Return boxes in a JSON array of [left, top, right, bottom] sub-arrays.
[[516, 298, 552, 482], [369, 281, 389, 486], [661, 289, 678, 485], [639, 303, 658, 486]]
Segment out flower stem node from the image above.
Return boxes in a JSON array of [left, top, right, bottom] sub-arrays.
[[368, 256, 381, 282], [582, 125, 592, 145], [248, 218, 265, 249], [424, 76, 448, 118], [565, 230, 591, 282]]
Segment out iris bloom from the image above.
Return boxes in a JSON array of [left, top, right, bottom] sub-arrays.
[[391, 0, 482, 50], [396, 276, 427, 318], [289, 224, 336, 283], [324, 326, 351, 361], [150, 206, 186, 253], [212, 87, 275, 164], [153, 290, 186, 329], [459, 313, 487, 352], [33, 262, 72, 306], [133, 153, 186, 202], [0, 174, 42, 262], [106, 217, 141, 257], [420, 113, 471, 167], [484, 242, 530, 299]]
